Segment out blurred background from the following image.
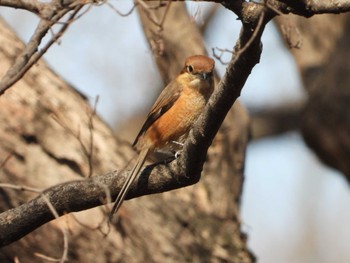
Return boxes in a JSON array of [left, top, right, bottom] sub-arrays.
[[1, 1, 350, 262]]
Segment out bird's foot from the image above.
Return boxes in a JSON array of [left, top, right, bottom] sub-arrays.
[[171, 141, 184, 147], [175, 150, 182, 159]]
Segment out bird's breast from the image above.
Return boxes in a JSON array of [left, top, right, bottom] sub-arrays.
[[145, 87, 208, 150]]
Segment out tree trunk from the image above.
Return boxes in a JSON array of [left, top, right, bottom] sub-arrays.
[[275, 13, 350, 181]]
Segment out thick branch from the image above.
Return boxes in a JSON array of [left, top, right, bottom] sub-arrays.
[[0, 161, 197, 247], [249, 102, 304, 139], [276, 0, 350, 15], [193, 0, 350, 16]]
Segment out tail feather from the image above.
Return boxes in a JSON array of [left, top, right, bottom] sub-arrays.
[[109, 148, 149, 219]]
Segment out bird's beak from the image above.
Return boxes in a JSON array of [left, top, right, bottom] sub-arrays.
[[199, 73, 207, 80]]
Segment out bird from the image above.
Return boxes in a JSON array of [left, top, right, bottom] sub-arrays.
[[109, 55, 215, 218]]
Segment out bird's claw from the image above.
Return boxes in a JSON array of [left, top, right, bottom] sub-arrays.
[[172, 141, 184, 147], [175, 150, 182, 159]]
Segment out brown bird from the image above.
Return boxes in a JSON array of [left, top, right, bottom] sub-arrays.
[[110, 55, 215, 217]]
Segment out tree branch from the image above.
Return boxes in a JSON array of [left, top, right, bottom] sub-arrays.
[[0, 155, 204, 247], [249, 102, 304, 140], [276, 0, 350, 15], [0, 4, 84, 95], [0, 0, 44, 15]]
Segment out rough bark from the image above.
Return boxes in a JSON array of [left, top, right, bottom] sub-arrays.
[[274, 13, 350, 181], [0, 16, 129, 262]]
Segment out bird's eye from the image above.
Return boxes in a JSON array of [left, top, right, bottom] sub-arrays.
[[187, 65, 194, 73]]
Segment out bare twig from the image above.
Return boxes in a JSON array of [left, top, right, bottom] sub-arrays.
[[34, 253, 62, 262], [211, 47, 233, 65], [0, 6, 83, 96], [265, 0, 285, 15], [0, 183, 68, 261], [136, 0, 171, 29], [86, 96, 99, 177], [136, 0, 171, 56], [0, 0, 45, 16], [107, 1, 137, 16], [280, 24, 303, 49], [38, 194, 69, 263], [0, 183, 41, 193], [235, 8, 266, 57], [50, 97, 100, 178], [0, 151, 14, 169], [70, 211, 109, 237]]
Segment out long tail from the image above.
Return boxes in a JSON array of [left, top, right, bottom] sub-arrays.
[[109, 148, 149, 219]]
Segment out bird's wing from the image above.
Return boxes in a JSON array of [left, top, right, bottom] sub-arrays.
[[132, 79, 183, 147]]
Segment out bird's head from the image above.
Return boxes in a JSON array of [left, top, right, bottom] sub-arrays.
[[182, 55, 215, 81]]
